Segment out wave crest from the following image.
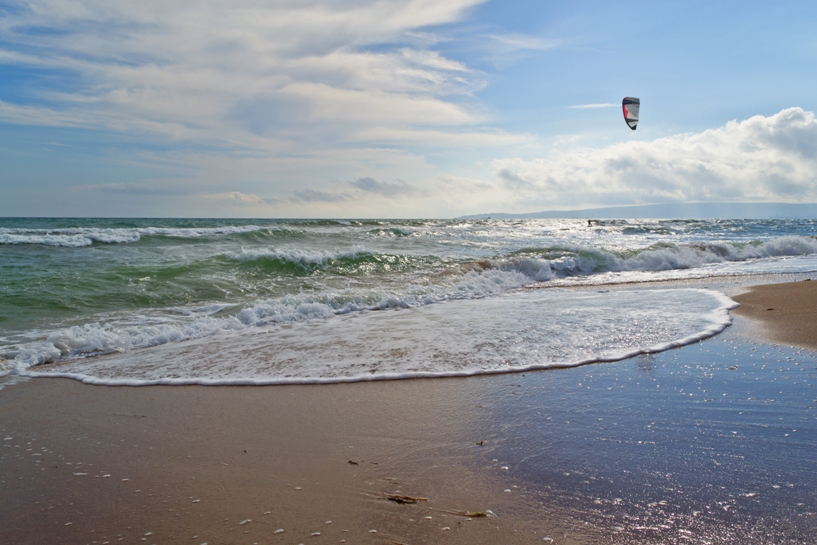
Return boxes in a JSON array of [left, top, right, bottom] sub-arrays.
[[489, 235, 817, 279], [0, 225, 270, 247]]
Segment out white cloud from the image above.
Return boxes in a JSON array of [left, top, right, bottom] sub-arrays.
[[0, 0, 495, 152], [204, 191, 267, 205], [347, 126, 529, 146], [568, 103, 617, 109], [488, 33, 561, 53], [491, 108, 817, 208], [0, 0, 573, 218], [471, 32, 562, 67], [68, 108, 817, 218]]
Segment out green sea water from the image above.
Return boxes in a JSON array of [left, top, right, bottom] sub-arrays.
[[2, 217, 817, 376]]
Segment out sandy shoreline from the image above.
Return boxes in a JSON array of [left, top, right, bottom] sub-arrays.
[[1, 375, 554, 544], [732, 279, 817, 350], [2, 280, 816, 545]]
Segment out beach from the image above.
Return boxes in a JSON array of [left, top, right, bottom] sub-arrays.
[[732, 279, 817, 350], [2, 278, 816, 545], [4, 0, 817, 541]]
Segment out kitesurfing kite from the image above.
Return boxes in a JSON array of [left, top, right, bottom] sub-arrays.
[[622, 97, 639, 130]]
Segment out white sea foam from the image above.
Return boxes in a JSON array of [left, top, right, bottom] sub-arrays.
[[226, 246, 368, 264], [496, 257, 555, 281], [488, 236, 817, 280], [0, 232, 135, 247], [23, 288, 737, 385], [136, 225, 267, 238], [0, 225, 268, 247], [3, 263, 545, 370], [167, 304, 236, 316]]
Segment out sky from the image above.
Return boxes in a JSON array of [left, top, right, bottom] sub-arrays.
[[1, 0, 817, 218]]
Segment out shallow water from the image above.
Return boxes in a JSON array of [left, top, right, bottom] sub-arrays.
[[476, 334, 817, 544]]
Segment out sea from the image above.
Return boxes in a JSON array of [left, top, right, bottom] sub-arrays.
[[2, 217, 817, 386]]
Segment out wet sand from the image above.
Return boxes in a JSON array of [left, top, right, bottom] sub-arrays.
[[0, 376, 559, 545], [2, 280, 816, 545]]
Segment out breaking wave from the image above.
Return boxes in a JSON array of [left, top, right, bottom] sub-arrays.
[[0, 225, 271, 247], [489, 235, 817, 280], [1, 262, 550, 371]]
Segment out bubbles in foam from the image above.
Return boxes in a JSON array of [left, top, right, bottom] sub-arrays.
[[26, 288, 737, 385]]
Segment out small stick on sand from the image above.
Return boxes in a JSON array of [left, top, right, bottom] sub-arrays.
[[384, 494, 428, 504]]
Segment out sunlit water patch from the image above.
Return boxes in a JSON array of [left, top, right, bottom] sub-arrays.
[[475, 337, 817, 544]]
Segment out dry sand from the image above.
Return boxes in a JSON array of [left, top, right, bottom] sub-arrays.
[[732, 279, 817, 350], [3, 280, 816, 545]]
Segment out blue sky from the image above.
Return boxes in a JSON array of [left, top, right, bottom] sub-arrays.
[[1, 0, 817, 217]]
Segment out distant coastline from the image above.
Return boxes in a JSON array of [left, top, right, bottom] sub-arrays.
[[459, 202, 817, 220]]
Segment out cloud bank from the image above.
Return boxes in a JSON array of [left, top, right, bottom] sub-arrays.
[[492, 107, 817, 209], [66, 108, 817, 218]]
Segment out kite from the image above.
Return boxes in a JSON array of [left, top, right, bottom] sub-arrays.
[[622, 97, 640, 130]]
